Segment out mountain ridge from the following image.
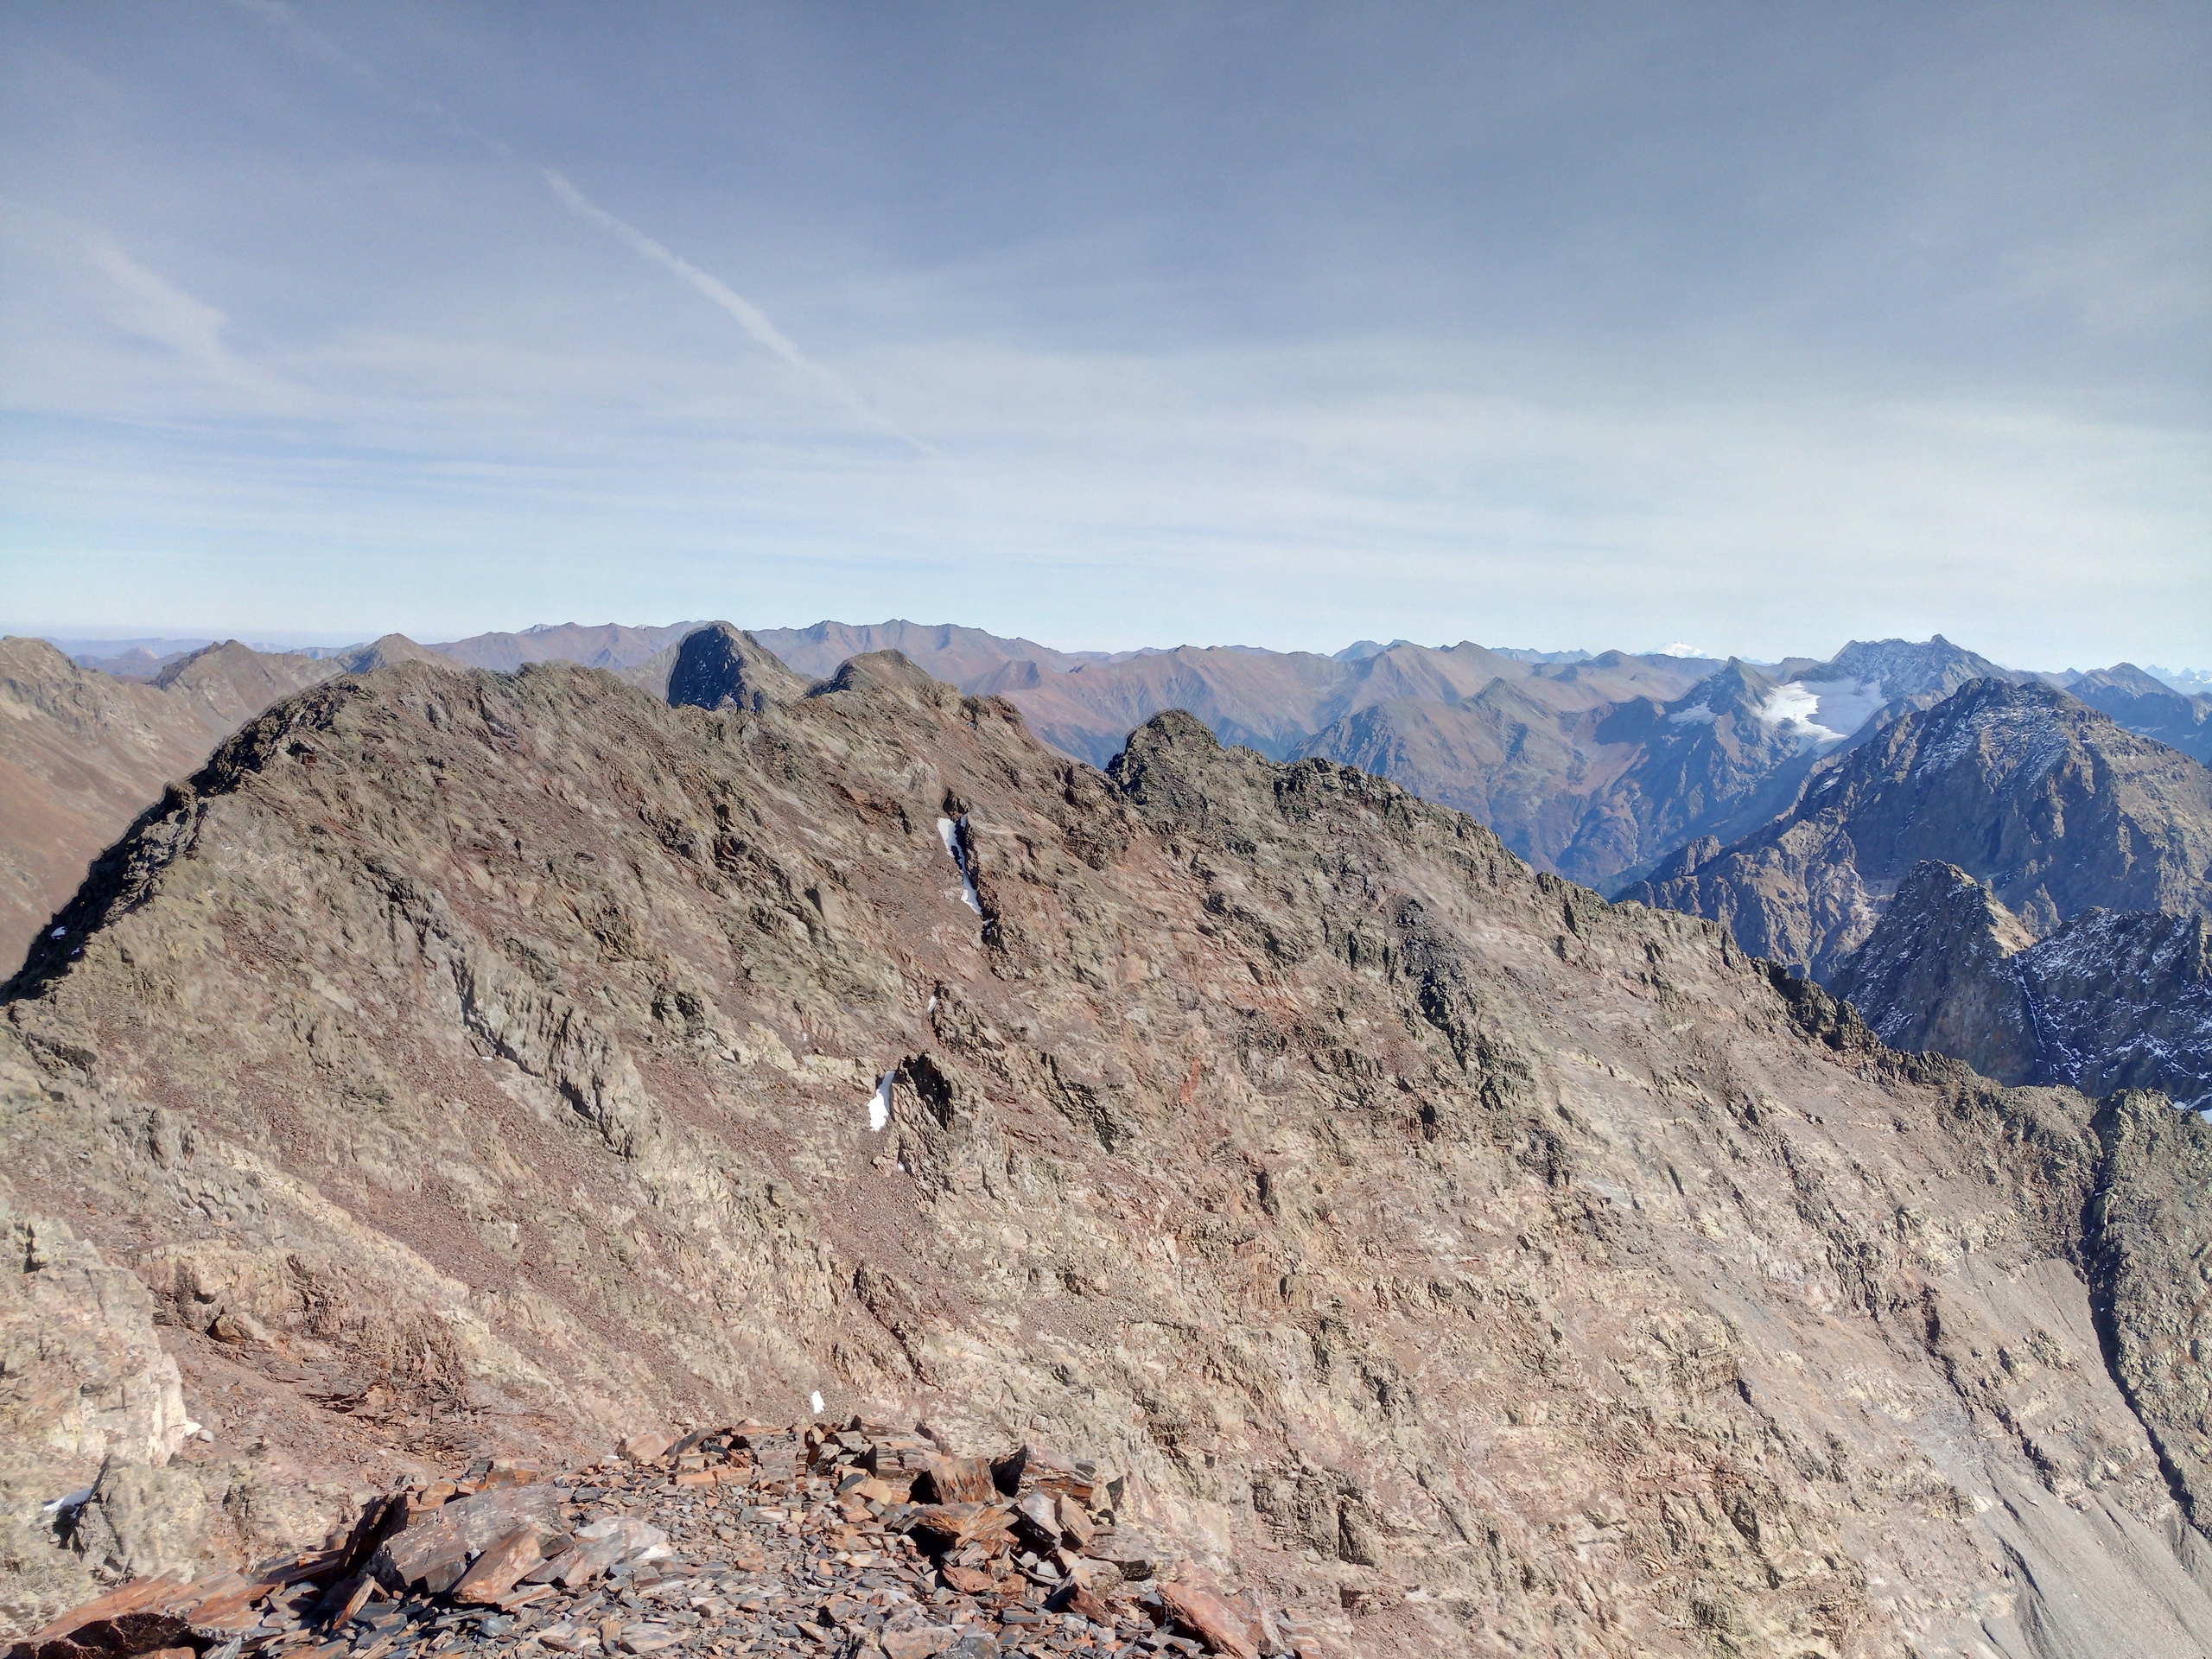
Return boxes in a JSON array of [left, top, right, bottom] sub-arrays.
[[1833, 861, 2212, 1109], [9, 656, 2212, 1653]]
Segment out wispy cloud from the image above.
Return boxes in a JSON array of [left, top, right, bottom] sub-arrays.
[[221, 0, 924, 448]]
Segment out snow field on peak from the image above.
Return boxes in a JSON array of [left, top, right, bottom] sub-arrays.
[[1756, 677, 1885, 750]]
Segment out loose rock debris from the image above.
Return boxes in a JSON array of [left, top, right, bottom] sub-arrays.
[[11, 1422, 1305, 1659]]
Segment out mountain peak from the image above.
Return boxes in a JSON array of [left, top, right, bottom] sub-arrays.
[[1822, 635, 2010, 699], [663, 623, 813, 714]]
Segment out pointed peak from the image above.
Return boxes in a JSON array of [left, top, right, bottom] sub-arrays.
[[666, 624, 812, 713]]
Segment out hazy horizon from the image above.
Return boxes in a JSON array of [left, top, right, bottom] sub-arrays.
[[16, 616, 2209, 681]]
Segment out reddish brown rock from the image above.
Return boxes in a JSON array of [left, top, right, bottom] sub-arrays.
[[1160, 1582, 1259, 1659], [878, 1627, 957, 1659], [372, 1484, 560, 1592], [918, 1458, 995, 1505], [448, 1526, 547, 1605]]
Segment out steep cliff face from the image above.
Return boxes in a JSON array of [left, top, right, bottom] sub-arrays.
[[1835, 865, 2212, 1109], [1626, 679, 2212, 978], [7, 658, 2212, 1654], [1828, 862, 2043, 1084]]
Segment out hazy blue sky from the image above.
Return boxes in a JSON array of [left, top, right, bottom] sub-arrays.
[[2, 2, 2205, 664]]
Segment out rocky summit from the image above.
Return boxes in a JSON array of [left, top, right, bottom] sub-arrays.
[[8, 1421, 1280, 1659], [11, 656, 2212, 1656]]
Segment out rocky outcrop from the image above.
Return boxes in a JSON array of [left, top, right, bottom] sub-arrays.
[[632, 624, 815, 712], [0, 1197, 365, 1637], [1829, 861, 2043, 1081], [12, 658, 2212, 1652], [1835, 864, 2212, 1109], [1627, 677, 2212, 977], [11, 1421, 1283, 1659], [0, 1204, 189, 1630]]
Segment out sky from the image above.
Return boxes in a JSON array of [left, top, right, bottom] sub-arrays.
[[1, 2, 2206, 668]]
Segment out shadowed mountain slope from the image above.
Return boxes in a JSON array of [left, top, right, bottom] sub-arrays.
[[8, 660, 2212, 1654], [2058, 664, 2212, 765], [1834, 861, 2212, 1109], [1625, 678, 2212, 979]]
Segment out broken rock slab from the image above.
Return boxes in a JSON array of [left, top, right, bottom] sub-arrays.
[[371, 1481, 562, 1592]]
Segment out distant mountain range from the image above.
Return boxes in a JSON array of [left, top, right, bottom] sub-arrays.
[[400, 621, 2211, 886], [477, 624, 2212, 885], [1624, 678, 2212, 1108]]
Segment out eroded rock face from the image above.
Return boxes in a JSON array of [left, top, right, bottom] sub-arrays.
[[0, 1204, 189, 1631], [6, 658, 2212, 1653], [1835, 865, 2212, 1109], [1627, 678, 2212, 978], [1830, 861, 2043, 1084]]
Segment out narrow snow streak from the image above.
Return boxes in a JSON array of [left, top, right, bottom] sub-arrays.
[[869, 1072, 893, 1133], [936, 817, 983, 915]]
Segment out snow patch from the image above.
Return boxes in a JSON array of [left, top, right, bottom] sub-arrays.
[[1666, 702, 1718, 725], [1659, 643, 1707, 658], [936, 817, 982, 915], [810, 1389, 825, 1414], [1740, 675, 1886, 751], [868, 1072, 892, 1133], [1796, 677, 1885, 740]]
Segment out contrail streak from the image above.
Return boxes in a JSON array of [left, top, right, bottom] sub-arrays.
[[541, 171, 931, 453], [223, 0, 928, 452]]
